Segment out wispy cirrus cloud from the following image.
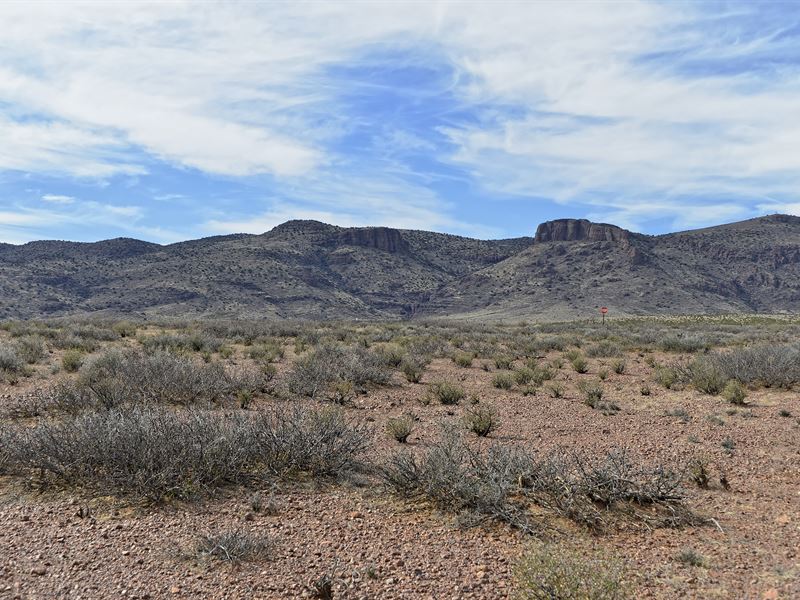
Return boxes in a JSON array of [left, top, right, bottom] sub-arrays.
[[0, 1, 798, 242]]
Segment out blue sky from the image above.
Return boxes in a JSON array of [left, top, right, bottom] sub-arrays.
[[1, 1, 799, 244]]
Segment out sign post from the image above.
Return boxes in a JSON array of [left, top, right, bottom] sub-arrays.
[[600, 306, 608, 326]]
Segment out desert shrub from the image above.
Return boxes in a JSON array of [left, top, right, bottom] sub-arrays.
[[195, 530, 274, 563], [464, 404, 498, 437], [383, 434, 693, 533], [653, 366, 677, 389], [386, 414, 415, 443], [721, 380, 747, 405], [571, 355, 589, 374], [598, 368, 609, 381], [492, 373, 515, 390], [284, 343, 388, 398], [2, 404, 367, 500], [660, 336, 709, 354], [689, 361, 726, 395], [0, 345, 23, 374], [640, 384, 651, 396], [453, 352, 474, 368], [61, 349, 84, 373], [247, 341, 284, 363], [703, 344, 800, 388], [676, 548, 705, 568], [374, 344, 405, 368], [494, 355, 514, 370], [514, 543, 629, 600], [578, 380, 604, 408], [400, 358, 426, 383], [67, 349, 261, 408], [112, 321, 137, 338], [611, 359, 626, 374], [14, 336, 46, 364], [429, 381, 466, 405], [513, 367, 535, 385], [586, 341, 622, 358], [547, 382, 565, 398], [140, 332, 222, 354]]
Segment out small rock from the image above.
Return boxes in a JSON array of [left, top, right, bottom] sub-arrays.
[[31, 567, 47, 576]]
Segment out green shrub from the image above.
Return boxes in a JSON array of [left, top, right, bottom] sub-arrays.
[[463, 404, 498, 437], [400, 358, 426, 383], [611, 359, 626, 374], [492, 373, 515, 390], [546, 382, 564, 398], [514, 543, 629, 600], [691, 362, 726, 395], [571, 356, 588, 374], [721, 380, 747, 405], [653, 366, 677, 389], [453, 352, 474, 368], [62, 350, 84, 373], [429, 381, 466, 405], [494, 355, 514, 370], [386, 414, 415, 443]]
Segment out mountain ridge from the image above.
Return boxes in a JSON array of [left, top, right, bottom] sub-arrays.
[[0, 215, 797, 321]]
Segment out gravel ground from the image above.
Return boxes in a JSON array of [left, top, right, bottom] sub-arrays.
[[1, 351, 798, 599]]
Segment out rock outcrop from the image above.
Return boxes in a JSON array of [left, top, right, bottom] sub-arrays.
[[534, 219, 630, 244]]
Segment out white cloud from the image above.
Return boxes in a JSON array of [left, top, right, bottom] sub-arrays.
[[0, 2, 797, 235], [41, 194, 75, 204]]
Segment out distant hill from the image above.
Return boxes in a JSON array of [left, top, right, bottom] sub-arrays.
[[1, 215, 798, 321]]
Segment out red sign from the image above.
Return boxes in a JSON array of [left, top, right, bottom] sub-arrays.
[[600, 307, 608, 314]]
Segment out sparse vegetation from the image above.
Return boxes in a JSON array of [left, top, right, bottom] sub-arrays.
[[514, 543, 629, 600], [386, 414, 415, 443], [195, 530, 274, 563], [463, 404, 498, 437]]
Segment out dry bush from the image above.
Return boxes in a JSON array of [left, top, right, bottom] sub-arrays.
[[195, 530, 274, 563], [586, 341, 622, 358], [514, 543, 629, 600], [400, 358, 426, 383], [1, 404, 368, 501], [284, 343, 388, 398], [14, 336, 46, 364], [382, 433, 696, 534], [721, 380, 747, 405]]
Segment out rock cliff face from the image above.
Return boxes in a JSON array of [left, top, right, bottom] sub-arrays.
[[338, 227, 408, 253], [534, 219, 631, 244]]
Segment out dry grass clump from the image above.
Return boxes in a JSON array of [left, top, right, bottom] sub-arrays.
[[514, 543, 629, 600], [1, 404, 368, 501], [195, 530, 274, 563]]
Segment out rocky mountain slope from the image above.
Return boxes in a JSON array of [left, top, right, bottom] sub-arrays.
[[0, 215, 798, 321]]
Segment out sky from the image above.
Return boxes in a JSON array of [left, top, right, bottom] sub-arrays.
[[1, 1, 799, 244]]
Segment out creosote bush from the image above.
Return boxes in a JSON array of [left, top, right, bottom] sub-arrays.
[[514, 543, 629, 600], [1, 404, 368, 501]]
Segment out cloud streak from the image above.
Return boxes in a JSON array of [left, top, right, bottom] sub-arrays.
[[0, 1, 798, 240]]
